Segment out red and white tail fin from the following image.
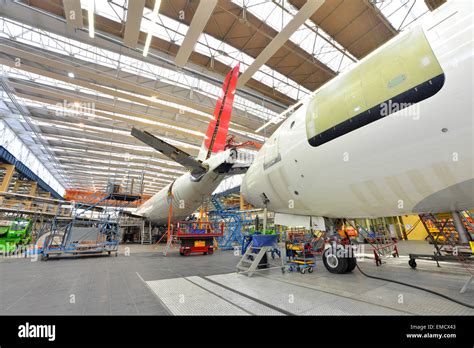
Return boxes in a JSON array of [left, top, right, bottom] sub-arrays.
[[197, 63, 240, 162]]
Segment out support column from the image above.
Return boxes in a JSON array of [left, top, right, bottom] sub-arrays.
[[26, 181, 38, 209], [452, 211, 470, 244], [397, 216, 408, 240], [12, 180, 22, 192], [0, 164, 14, 192], [149, 221, 152, 244], [29, 181, 38, 196], [240, 193, 245, 211], [262, 205, 268, 232], [0, 164, 14, 206], [365, 218, 372, 234]]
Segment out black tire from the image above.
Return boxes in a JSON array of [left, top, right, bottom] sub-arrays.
[[308, 267, 313, 273], [322, 246, 349, 274], [346, 257, 357, 272], [408, 259, 417, 269], [300, 268, 306, 274]]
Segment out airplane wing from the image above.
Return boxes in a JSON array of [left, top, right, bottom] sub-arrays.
[[131, 128, 208, 177]]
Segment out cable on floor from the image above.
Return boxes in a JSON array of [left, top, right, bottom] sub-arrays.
[[355, 263, 474, 309]]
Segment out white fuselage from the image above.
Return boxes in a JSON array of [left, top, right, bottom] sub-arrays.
[[241, 2, 473, 218], [137, 149, 234, 224]]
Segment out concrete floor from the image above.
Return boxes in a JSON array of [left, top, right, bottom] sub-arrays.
[[0, 242, 472, 315]]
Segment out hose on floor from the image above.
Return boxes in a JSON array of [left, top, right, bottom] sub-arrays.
[[341, 218, 473, 309], [355, 263, 474, 309]]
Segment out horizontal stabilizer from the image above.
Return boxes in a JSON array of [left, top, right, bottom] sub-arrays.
[[131, 128, 208, 177]]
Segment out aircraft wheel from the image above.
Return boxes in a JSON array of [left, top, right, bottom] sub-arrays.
[[300, 268, 306, 274], [322, 246, 349, 274], [308, 267, 313, 273], [346, 257, 357, 272]]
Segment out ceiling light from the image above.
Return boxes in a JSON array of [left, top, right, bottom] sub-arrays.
[[68, 72, 75, 78], [143, 0, 162, 57]]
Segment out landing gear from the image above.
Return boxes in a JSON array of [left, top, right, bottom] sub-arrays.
[[322, 245, 356, 274], [408, 258, 417, 269], [346, 256, 357, 272]]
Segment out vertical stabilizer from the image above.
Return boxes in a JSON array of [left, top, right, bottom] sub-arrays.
[[197, 63, 240, 161]]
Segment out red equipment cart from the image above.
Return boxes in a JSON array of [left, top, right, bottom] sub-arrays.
[[176, 221, 224, 256]]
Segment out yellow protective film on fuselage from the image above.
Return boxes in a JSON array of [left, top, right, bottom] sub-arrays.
[[306, 27, 445, 147]]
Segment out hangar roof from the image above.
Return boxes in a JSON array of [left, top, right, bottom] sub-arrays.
[[0, 0, 433, 195]]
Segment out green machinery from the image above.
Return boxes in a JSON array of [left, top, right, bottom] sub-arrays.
[[0, 218, 33, 253]]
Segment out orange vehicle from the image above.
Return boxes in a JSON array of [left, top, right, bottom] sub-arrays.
[[338, 226, 358, 238]]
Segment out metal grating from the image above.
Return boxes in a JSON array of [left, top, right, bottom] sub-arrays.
[[146, 277, 249, 315], [186, 276, 284, 315]]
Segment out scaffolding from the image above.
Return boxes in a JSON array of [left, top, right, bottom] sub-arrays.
[[208, 194, 254, 250], [407, 212, 473, 293], [41, 183, 141, 260]]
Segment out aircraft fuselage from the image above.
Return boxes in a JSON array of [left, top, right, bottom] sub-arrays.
[[241, 2, 473, 218]]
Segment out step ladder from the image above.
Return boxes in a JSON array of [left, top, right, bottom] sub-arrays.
[[420, 213, 473, 293], [141, 223, 152, 245], [236, 243, 274, 277], [163, 235, 178, 256]]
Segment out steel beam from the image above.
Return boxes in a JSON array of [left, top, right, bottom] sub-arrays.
[[123, 0, 146, 48], [62, 0, 83, 29], [175, 0, 218, 67], [237, 0, 325, 87]]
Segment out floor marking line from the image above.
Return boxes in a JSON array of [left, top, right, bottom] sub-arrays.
[[135, 271, 173, 316], [259, 273, 412, 315], [204, 275, 294, 316], [183, 277, 256, 315]]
